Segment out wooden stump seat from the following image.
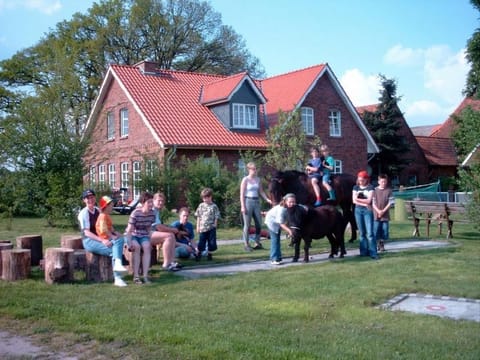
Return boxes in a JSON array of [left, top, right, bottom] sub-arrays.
[[60, 234, 84, 250], [0, 241, 14, 277], [85, 252, 113, 282], [16, 234, 43, 266], [1, 249, 31, 281], [44, 247, 75, 284]]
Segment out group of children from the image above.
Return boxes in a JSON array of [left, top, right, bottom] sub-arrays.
[[79, 145, 393, 286], [78, 187, 220, 287]]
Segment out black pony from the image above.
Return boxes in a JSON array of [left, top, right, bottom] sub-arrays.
[[269, 170, 357, 242], [286, 204, 346, 262]]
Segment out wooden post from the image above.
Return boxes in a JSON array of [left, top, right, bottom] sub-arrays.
[[60, 235, 83, 250], [44, 248, 74, 284], [1, 249, 31, 281], [0, 242, 14, 277], [16, 235, 43, 266], [85, 252, 113, 282]]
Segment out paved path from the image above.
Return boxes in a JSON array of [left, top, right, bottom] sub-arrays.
[[177, 240, 451, 279]]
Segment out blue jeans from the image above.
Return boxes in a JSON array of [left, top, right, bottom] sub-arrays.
[[198, 228, 217, 252], [242, 198, 262, 245], [269, 229, 282, 261], [374, 220, 389, 241], [354, 206, 377, 258], [82, 237, 125, 278]]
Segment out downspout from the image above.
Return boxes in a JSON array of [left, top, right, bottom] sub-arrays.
[[165, 145, 177, 200]]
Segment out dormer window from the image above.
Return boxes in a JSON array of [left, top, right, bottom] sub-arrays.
[[233, 103, 257, 129]]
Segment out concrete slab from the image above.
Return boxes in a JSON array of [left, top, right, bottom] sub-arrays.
[[178, 240, 452, 279], [379, 293, 480, 322]]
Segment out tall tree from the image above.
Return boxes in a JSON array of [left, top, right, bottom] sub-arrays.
[[464, 0, 480, 97], [362, 75, 410, 177], [0, 0, 264, 221]]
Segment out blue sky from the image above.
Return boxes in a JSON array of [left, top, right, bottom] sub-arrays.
[[0, 0, 477, 127]]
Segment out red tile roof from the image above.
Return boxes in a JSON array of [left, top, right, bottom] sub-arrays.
[[261, 64, 327, 117], [415, 136, 458, 166], [110, 64, 267, 149], [356, 104, 379, 115], [431, 97, 480, 138]]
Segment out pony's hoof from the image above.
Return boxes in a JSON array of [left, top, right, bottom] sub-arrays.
[[328, 254, 334, 259]]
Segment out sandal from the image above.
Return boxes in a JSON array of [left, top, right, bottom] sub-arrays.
[[133, 277, 143, 285]]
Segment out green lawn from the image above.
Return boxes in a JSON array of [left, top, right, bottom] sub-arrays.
[[0, 217, 479, 359]]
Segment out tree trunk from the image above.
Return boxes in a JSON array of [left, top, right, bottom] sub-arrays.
[[0, 242, 14, 277], [1, 249, 31, 281], [60, 234, 84, 250], [16, 235, 43, 266], [85, 252, 113, 282], [44, 248, 75, 284]]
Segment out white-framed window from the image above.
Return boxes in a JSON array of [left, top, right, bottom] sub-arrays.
[[108, 163, 116, 189], [121, 162, 129, 188], [107, 112, 115, 140], [238, 159, 246, 176], [301, 107, 314, 135], [328, 110, 341, 137], [333, 160, 343, 174], [98, 164, 106, 185], [120, 108, 129, 137], [89, 165, 96, 186], [233, 103, 257, 129], [133, 161, 141, 198], [145, 159, 158, 177]]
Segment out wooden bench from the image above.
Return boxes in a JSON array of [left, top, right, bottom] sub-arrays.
[[404, 200, 468, 239]]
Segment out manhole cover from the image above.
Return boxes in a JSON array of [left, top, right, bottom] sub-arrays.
[[379, 293, 480, 322]]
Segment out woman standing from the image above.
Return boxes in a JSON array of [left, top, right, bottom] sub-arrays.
[[352, 170, 378, 259], [240, 162, 271, 251]]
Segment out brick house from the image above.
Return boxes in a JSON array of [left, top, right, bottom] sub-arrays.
[[357, 104, 429, 186], [83, 61, 379, 198]]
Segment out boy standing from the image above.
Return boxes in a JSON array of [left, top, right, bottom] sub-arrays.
[[195, 188, 221, 261], [372, 174, 393, 252]]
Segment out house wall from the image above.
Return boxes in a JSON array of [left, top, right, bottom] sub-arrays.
[[83, 79, 165, 192], [302, 74, 368, 175]]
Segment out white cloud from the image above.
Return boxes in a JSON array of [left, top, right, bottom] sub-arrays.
[[384, 44, 423, 66], [0, 0, 62, 14], [339, 69, 380, 106], [423, 46, 469, 104], [404, 99, 458, 126]]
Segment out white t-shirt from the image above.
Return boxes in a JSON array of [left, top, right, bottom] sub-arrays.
[[264, 205, 286, 233]]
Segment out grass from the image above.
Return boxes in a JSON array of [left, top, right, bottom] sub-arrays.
[[0, 216, 479, 359]]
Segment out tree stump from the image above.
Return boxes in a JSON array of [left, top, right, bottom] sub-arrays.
[[16, 235, 43, 266], [73, 249, 87, 271], [44, 248, 74, 284], [123, 245, 156, 275], [0, 242, 14, 277], [60, 235, 83, 250], [85, 252, 113, 282], [1, 249, 31, 281]]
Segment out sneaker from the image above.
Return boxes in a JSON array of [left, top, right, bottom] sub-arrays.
[[143, 277, 152, 284], [162, 263, 181, 272], [314, 200, 322, 207], [114, 278, 127, 287], [171, 262, 183, 269], [133, 277, 143, 285], [113, 259, 128, 273], [270, 260, 282, 265], [244, 245, 253, 252]]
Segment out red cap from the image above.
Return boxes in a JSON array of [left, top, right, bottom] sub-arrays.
[[99, 195, 113, 210], [357, 170, 369, 179]]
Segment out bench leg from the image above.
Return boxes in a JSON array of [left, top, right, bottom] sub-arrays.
[[413, 218, 420, 237], [426, 219, 431, 238], [447, 220, 453, 239]]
